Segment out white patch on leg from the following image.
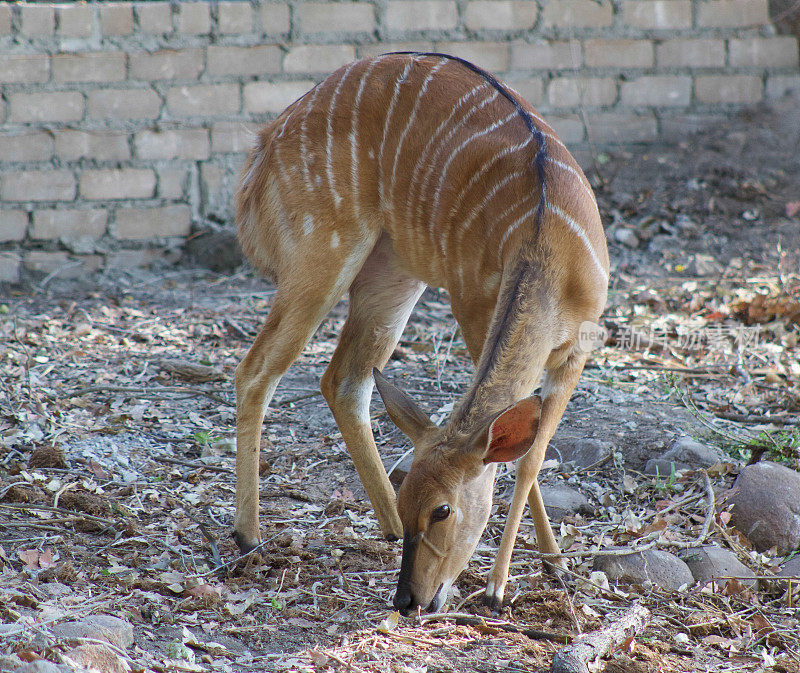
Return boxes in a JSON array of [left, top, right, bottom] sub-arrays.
[[331, 231, 340, 248], [303, 214, 314, 236]]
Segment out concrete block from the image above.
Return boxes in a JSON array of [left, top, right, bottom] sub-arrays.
[[217, 1, 254, 33], [541, 0, 613, 29], [549, 76, 617, 107], [510, 41, 579, 70], [729, 37, 799, 68], [0, 211, 28, 242], [358, 41, 434, 58], [297, 2, 376, 34], [166, 84, 240, 116], [23, 251, 81, 277], [80, 169, 156, 200], [283, 45, 356, 73], [0, 133, 54, 162], [620, 75, 691, 107], [130, 48, 204, 81], [177, 2, 210, 35], [695, 75, 763, 104], [766, 74, 800, 98], [31, 209, 108, 240], [547, 113, 585, 143], [433, 41, 510, 71], [157, 167, 189, 199], [135, 3, 173, 34], [463, 1, 538, 31], [211, 122, 260, 153], [656, 38, 725, 68], [88, 88, 162, 120], [0, 252, 21, 283], [260, 3, 290, 35], [99, 4, 134, 36], [53, 53, 126, 83], [0, 55, 50, 84], [584, 39, 654, 68], [243, 80, 315, 114], [1, 170, 76, 202], [114, 205, 191, 239], [507, 77, 545, 105], [20, 4, 55, 37], [54, 130, 131, 162], [56, 4, 94, 38], [207, 45, 281, 76], [0, 5, 11, 34], [697, 0, 769, 27], [586, 111, 657, 143], [621, 0, 692, 29], [134, 129, 210, 160], [384, 1, 459, 33]]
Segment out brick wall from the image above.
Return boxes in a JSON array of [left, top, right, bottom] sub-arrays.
[[1, 0, 798, 281]]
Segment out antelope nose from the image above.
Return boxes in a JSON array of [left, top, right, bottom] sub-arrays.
[[393, 584, 414, 613]]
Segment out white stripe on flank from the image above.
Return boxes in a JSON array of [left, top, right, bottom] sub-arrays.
[[389, 58, 448, 210], [406, 82, 489, 214], [545, 156, 594, 201], [378, 59, 415, 210], [327, 62, 358, 207], [430, 109, 518, 232], [496, 205, 537, 263], [299, 85, 320, 192], [351, 57, 386, 224], [272, 112, 295, 191], [547, 203, 609, 282]]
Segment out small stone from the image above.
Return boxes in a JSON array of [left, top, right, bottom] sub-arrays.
[[18, 661, 71, 673], [644, 458, 681, 477], [613, 227, 639, 248], [388, 452, 413, 488], [546, 437, 612, 468], [645, 436, 728, 475], [593, 548, 694, 590], [63, 644, 130, 673], [728, 461, 800, 553], [680, 545, 757, 588], [540, 483, 594, 521], [51, 615, 134, 649], [777, 555, 800, 578], [686, 253, 719, 276]]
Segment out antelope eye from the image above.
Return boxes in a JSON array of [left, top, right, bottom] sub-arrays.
[[431, 504, 451, 522]]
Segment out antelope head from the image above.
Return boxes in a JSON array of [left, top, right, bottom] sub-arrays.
[[374, 369, 542, 614]]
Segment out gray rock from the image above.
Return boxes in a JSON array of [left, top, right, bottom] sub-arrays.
[[645, 436, 727, 475], [63, 645, 130, 673], [540, 483, 594, 521], [546, 438, 612, 469], [680, 545, 757, 588], [51, 614, 134, 650], [17, 661, 71, 673], [644, 458, 681, 477], [729, 461, 800, 553], [388, 452, 413, 488], [777, 555, 800, 579], [613, 227, 640, 248], [685, 253, 720, 276], [593, 548, 694, 590], [183, 226, 243, 273]]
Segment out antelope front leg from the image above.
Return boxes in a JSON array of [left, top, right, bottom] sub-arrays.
[[485, 352, 587, 611]]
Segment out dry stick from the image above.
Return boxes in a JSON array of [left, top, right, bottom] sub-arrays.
[[66, 384, 231, 405], [418, 612, 571, 644], [659, 470, 715, 549], [152, 455, 233, 474], [550, 602, 651, 673]]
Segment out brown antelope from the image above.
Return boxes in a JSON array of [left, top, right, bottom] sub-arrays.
[[233, 52, 609, 613]]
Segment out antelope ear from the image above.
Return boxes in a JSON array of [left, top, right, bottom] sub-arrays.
[[481, 396, 542, 464], [373, 368, 435, 444]]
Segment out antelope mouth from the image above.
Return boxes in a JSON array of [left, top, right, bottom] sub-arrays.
[[427, 583, 446, 613]]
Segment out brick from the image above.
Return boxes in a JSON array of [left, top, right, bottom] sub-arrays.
[[134, 129, 210, 160], [106, 249, 163, 269], [547, 114, 585, 144], [1, 170, 76, 202], [621, 0, 691, 29], [53, 53, 126, 83], [260, 3, 290, 35], [57, 4, 94, 38], [695, 75, 763, 104], [9, 92, 84, 123], [464, 1, 538, 31], [697, 0, 769, 27], [656, 38, 725, 68], [217, 1, 254, 33], [283, 45, 356, 74], [166, 84, 240, 116], [177, 2, 210, 35], [584, 39, 654, 68], [510, 41, 578, 70], [0, 55, 50, 83], [21, 5, 55, 37], [358, 41, 435, 58], [207, 45, 282, 77], [31, 209, 107, 240], [729, 37, 799, 68], [541, 0, 613, 29], [766, 74, 800, 99], [130, 48, 204, 81], [158, 167, 190, 198], [434, 42, 509, 71], [211, 122, 261, 153], [80, 169, 156, 200], [135, 3, 173, 34], [114, 205, 191, 239], [659, 112, 733, 141], [620, 75, 691, 106], [549, 76, 617, 107], [297, 3, 376, 34], [55, 130, 131, 162], [506, 77, 545, 105], [88, 88, 162, 120], [0, 252, 21, 283], [100, 4, 134, 36], [0, 4, 11, 34], [243, 80, 315, 114], [586, 112, 657, 143], [0, 133, 54, 162], [0, 211, 28, 242], [384, 1, 459, 33]]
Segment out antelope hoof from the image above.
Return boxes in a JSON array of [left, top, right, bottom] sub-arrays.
[[483, 581, 505, 614], [232, 529, 261, 554], [543, 555, 568, 575]]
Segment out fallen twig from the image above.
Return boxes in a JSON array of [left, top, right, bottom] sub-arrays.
[[551, 602, 650, 673], [152, 455, 233, 474], [659, 470, 715, 549], [418, 612, 571, 644]]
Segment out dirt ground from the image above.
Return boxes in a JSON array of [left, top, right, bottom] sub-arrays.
[[1, 95, 799, 672]]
